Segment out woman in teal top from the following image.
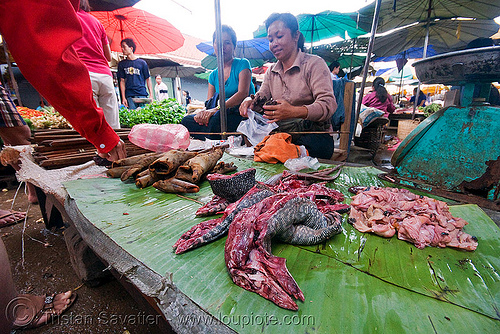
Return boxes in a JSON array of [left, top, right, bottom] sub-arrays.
[[182, 25, 254, 140]]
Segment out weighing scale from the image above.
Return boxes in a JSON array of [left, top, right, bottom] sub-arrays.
[[390, 46, 500, 210]]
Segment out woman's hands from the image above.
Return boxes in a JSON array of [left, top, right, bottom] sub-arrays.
[[239, 97, 254, 117], [239, 97, 308, 122], [262, 100, 308, 122], [194, 108, 217, 126]]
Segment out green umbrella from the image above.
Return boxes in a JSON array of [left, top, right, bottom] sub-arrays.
[[201, 55, 265, 70], [254, 11, 367, 45], [194, 71, 211, 81], [298, 11, 368, 44], [356, 0, 500, 34]]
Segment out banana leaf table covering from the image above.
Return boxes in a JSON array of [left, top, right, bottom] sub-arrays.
[[63, 154, 500, 333]]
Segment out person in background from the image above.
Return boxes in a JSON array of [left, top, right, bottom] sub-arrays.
[[73, 0, 120, 129], [239, 13, 336, 159], [409, 87, 427, 107], [362, 77, 395, 117], [329, 61, 341, 80], [117, 38, 153, 109], [182, 25, 254, 140], [0, 0, 126, 163], [154, 75, 169, 101], [183, 90, 191, 105]]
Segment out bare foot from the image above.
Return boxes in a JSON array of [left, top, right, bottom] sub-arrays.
[[0, 209, 26, 227], [10, 291, 77, 329]]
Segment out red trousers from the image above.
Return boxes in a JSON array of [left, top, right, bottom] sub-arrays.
[[0, 0, 119, 153]]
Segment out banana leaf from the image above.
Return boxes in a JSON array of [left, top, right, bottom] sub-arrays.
[[64, 154, 500, 333]]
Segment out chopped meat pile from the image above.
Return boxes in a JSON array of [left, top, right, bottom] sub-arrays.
[[349, 187, 478, 251]]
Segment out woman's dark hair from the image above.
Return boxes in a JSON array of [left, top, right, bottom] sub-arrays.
[[121, 38, 136, 53], [79, 0, 91, 12], [265, 13, 305, 52], [372, 77, 389, 103], [213, 25, 237, 47], [329, 61, 340, 72]]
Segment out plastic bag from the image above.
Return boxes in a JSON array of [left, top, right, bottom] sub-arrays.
[[237, 109, 278, 146], [128, 124, 190, 152], [226, 135, 254, 157], [284, 155, 319, 172]]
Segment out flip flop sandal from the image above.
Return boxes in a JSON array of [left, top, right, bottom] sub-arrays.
[[12, 292, 77, 329], [0, 210, 26, 228]]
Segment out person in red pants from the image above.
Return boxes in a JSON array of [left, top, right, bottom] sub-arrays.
[[0, 0, 126, 161]]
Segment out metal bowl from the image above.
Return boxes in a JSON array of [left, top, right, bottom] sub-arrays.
[[412, 46, 500, 85]]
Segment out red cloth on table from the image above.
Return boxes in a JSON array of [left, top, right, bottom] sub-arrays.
[[0, 0, 119, 154]]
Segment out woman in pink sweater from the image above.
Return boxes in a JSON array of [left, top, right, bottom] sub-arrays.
[[362, 77, 395, 117]]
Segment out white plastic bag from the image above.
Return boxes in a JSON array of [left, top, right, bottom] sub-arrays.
[[128, 124, 190, 152], [237, 109, 278, 146], [284, 155, 319, 172]]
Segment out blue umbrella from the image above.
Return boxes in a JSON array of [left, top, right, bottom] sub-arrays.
[[201, 55, 265, 70], [373, 46, 438, 62], [196, 38, 273, 60]]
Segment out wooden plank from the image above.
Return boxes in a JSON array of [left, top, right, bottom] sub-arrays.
[[338, 81, 355, 156]]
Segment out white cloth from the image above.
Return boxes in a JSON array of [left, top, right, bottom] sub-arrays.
[[155, 81, 169, 101], [89, 71, 120, 129]]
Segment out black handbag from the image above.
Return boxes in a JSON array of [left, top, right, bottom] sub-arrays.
[[205, 93, 219, 109]]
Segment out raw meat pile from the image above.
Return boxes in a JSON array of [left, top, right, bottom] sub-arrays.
[[349, 187, 478, 250], [174, 169, 349, 310]]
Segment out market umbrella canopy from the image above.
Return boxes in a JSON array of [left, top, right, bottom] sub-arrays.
[[200, 55, 265, 70], [372, 19, 500, 58], [196, 38, 274, 60], [297, 11, 368, 43], [194, 71, 211, 80], [337, 54, 366, 69], [356, 0, 500, 34], [254, 11, 368, 43], [141, 57, 180, 68], [89, 0, 140, 11], [91, 7, 184, 54], [384, 65, 417, 83], [310, 38, 370, 62], [251, 66, 268, 75], [150, 65, 205, 78], [373, 46, 439, 62]]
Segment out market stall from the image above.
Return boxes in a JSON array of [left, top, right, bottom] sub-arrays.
[[4, 145, 497, 333]]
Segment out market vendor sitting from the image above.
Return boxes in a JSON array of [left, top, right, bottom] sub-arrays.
[[362, 77, 395, 117], [409, 87, 427, 107], [239, 13, 337, 160], [181, 25, 255, 140]]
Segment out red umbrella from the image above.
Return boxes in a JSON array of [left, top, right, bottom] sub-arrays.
[[252, 66, 268, 74], [91, 7, 184, 54]]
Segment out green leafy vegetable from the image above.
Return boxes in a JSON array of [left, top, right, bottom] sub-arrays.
[[119, 99, 186, 128], [422, 103, 441, 117]]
